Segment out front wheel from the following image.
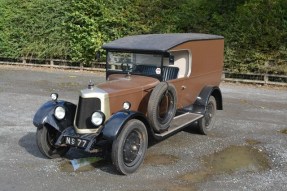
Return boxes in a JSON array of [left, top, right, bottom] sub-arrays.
[[111, 119, 148, 175], [198, 96, 217, 135], [36, 125, 69, 158]]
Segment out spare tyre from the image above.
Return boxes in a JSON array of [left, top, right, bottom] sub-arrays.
[[148, 82, 177, 133]]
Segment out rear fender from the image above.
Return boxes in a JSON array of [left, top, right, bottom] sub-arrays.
[[192, 86, 223, 114], [33, 100, 76, 132], [102, 111, 149, 141]]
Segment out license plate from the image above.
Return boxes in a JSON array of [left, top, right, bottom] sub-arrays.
[[65, 137, 89, 148]]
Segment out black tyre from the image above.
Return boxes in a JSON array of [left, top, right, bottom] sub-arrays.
[[148, 82, 177, 133], [111, 119, 148, 175], [198, 96, 217, 135], [36, 125, 69, 158]]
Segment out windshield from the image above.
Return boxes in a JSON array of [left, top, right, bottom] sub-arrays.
[[107, 52, 166, 78]]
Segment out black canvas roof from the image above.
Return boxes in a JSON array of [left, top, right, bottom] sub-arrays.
[[102, 33, 223, 53]]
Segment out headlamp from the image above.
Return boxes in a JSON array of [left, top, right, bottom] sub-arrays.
[[91, 111, 105, 126], [54, 106, 65, 120]]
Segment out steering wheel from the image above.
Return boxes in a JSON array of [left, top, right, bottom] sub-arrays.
[[121, 63, 132, 72]]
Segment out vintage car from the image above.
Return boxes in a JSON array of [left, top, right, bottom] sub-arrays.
[[33, 33, 224, 175]]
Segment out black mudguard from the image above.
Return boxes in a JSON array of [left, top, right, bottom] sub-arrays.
[[192, 86, 223, 114], [33, 100, 76, 132], [102, 110, 149, 141]]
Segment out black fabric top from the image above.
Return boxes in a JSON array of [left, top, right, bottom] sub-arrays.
[[102, 33, 223, 53]]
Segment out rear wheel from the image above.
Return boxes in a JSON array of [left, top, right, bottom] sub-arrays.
[[111, 119, 148, 175], [198, 96, 217, 135], [36, 125, 69, 158]]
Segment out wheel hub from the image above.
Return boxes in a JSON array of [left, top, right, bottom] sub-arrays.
[[123, 131, 142, 165], [131, 145, 138, 151]]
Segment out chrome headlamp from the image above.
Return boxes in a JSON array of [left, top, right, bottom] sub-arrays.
[[54, 106, 66, 120], [91, 111, 105, 126]]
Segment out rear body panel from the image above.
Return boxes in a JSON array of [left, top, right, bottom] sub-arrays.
[[170, 39, 224, 107]]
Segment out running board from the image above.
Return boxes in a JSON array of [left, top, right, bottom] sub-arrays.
[[154, 113, 203, 138]]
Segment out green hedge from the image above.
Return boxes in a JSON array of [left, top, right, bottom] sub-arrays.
[[0, 0, 286, 74]]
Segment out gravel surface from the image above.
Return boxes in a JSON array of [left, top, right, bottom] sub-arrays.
[[0, 65, 287, 191]]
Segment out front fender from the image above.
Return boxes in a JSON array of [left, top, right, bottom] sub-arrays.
[[33, 100, 76, 132], [102, 110, 149, 141]]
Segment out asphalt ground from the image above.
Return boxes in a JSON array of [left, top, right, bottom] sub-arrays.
[[0, 65, 287, 191]]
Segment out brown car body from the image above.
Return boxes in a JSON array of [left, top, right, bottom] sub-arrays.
[[101, 37, 224, 115], [33, 33, 224, 174]]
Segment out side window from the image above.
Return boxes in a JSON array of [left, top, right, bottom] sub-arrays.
[[170, 50, 191, 78], [134, 54, 162, 67]]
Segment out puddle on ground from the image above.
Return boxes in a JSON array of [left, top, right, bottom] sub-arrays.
[[280, 129, 287, 134], [245, 139, 261, 145], [59, 158, 105, 172], [144, 154, 179, 166], [202, 145, 270, 174], [172, 145, 270, 191]]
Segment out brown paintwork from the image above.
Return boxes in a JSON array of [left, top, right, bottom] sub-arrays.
[[170, 39, 224, 107], [99, 38, 224, 116], [97, 74, 159, 114]]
